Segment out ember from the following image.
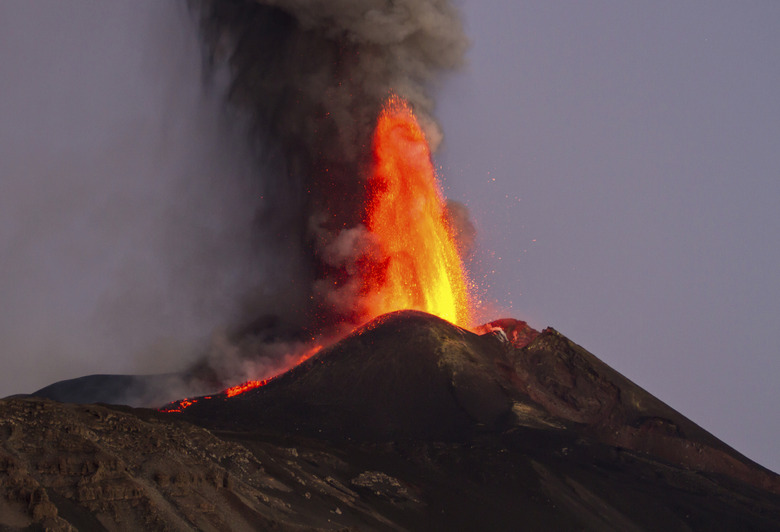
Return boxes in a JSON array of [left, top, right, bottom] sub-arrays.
[[159, 397, 198, 413], [363, 95, 471, 327], [225, 379, 269, 398]]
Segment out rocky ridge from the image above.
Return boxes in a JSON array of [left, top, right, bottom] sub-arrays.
[[4, 310, 780, 530]]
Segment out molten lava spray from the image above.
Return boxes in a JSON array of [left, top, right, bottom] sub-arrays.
[[196, 0, 469, 333], [155, 0, 472, 404], [364, 97, 471, 327], [162, 97, 472, 409]]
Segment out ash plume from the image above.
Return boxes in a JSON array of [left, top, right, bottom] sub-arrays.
[[1, 1, 471, 403], [194, 0, 470, 337], [445, 199, 477, 257], [0, 2, 290, 400]]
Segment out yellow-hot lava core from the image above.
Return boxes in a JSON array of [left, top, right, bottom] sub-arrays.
[[364, 95, 471, 327]]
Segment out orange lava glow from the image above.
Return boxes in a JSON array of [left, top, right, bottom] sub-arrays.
[[159, 344, 326, 412], [223, 345, 323, 398], [364, 95, 471, 327], [161, 97, 473, 413], [158, 397, 196, 413], [225, 379, 269, 398]]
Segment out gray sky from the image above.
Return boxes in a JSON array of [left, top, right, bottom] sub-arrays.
[[438, 0, 780, 473], [0, 2, 267, 389], [0, 1, 778, 474]]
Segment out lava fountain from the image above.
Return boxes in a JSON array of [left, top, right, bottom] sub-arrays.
[[362, 95, 471, 328], [163, 95, 472, 408]]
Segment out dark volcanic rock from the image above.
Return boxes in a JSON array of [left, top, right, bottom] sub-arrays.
[[6, 310, 780, 530], [33, 374, 180, 407], [176, 311, 779, 495], [183, 311, 517, 440], [0, 397, 418, 531], [0, 397, 280, 530], [513, 326, 780, 494]]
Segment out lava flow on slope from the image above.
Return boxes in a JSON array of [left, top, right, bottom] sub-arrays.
[[160, 345, 324, 412]]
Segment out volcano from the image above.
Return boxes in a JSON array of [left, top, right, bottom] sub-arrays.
[[6, 311, 780, 530]]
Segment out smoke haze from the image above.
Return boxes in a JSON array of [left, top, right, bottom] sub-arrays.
[[1, 0, 470, 400], [197, 0, 469, 330], [0, 1, 299, 398]]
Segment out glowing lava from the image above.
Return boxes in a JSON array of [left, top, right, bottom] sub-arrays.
[[161, 97, 473, 413], [225, 379, 270, 398], [159, 345, 325, 412], [364, 95, 471, 327]]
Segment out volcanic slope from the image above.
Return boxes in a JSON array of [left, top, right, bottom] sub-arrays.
[[177, 311, 780, 486], [170, 310, 780, 528], [3, 310, 779, 530]]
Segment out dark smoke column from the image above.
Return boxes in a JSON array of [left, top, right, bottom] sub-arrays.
[[195, 0, 468, 333]]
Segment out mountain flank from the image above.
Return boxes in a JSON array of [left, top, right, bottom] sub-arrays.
[[5, 310, 779, 530]]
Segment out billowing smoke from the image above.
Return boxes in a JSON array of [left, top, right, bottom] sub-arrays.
[[0, 0, 471, 403], [445, 200, 477, 257], [194, 0, 470, 334], [0, 1, 296, 400]]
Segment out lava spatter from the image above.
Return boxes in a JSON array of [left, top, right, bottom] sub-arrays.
[[362, 95, 471, 327]]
